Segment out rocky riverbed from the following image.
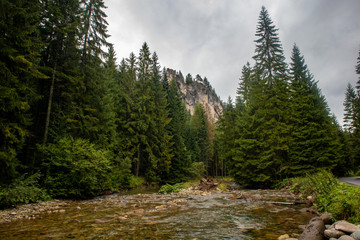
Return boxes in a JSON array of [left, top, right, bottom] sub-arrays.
[[0, 186, 318, 239]]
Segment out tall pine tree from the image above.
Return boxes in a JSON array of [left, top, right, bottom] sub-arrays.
[[232, 6, 290, 188], [0, 0, 44, 183], [288, 44, 340, 176]]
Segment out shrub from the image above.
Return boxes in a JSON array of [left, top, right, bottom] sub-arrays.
[[159, 183, 184, 194], [0, 173, 50, 209], [40, 137, 113, 198], [129, 176, 146, 189]]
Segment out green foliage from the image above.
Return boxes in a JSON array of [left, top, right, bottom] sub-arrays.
[[187, 162, 206, 179], [128, 176, 146, 189], [40, 137, 113, 198], [288, 171, 360, 224], [0, 0, 43, 184], [0, 173, 50, 209], [343, 50, 360, 174], [158, 183, 184, 194]]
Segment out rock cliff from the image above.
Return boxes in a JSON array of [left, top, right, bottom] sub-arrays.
[[166, 69, 223, 122]]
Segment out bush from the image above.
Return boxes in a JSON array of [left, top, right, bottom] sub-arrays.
[[159, 183, 184, 194], [128, 176, 146, 189], [0, 173, 50, 209], [40, 137, 113, 198], [287, 170, 360, 224]]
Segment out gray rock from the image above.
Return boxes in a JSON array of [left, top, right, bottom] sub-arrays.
[[335, 221, 360, 233], [338, 235, 355, 240], [325, 229, 346, 238], [351, 231, 360, 240], [329, 238, 338, 240], [298, 216, 325, 240]]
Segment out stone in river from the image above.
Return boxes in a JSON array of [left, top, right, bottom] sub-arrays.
[[338, 235, 355, 240], [324, 229, 346, 238], [335, 221, 360, 234], [298, 216, 325, 240], [278, 234, 289, 240], [351, 231, 360, 240]]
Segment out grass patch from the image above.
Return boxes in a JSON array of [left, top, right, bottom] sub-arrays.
[[285, 170, 360, 224]]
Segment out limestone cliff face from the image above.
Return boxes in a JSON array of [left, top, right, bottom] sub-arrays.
[[166, 69, 223, 122]]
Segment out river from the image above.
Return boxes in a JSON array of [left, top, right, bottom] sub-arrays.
[[0, 188, 315, 239]]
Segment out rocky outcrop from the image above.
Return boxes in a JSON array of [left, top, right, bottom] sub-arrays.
[[166, 69, 223, 122]]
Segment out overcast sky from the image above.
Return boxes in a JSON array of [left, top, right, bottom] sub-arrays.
[[105, 0, 360, 125]]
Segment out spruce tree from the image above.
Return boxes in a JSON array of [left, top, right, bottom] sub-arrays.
[[343, 83, 357, 133], [149, 52, 172, 182], [191, 104, 211, 174], [166, 79, 189, 183], [0, 0, 44, 183], [232, 6, 290, 188], [216, 97, 238, 177], [80, 0, 110, 64], [288, 44, 340, 176], [37, 0, 82, 145]]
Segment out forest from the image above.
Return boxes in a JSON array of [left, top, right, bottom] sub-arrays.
[[1, 1, 360, 207]]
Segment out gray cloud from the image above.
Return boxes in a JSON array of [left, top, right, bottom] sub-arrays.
[[105, 0, 360, 124]]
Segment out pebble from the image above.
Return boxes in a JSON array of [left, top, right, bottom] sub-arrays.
[[278, 234, 289, 240]]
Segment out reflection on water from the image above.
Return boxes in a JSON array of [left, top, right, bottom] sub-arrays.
[[0, 189, 314, 239]]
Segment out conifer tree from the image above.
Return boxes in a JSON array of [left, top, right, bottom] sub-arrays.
[[216, 97, 238, 177], [232, 6, 290, 187], [343, 49, 360, 172], [288, 44, 340, 176], [37, 0, 82, 145], [80, 0, 110, 64], [0, 0, 44, 183], [166, 79, 189, 183], [191, 104, 211, 174], [149, 52, 172, 182], [185, 73, 193, 84], [343, 83, 357, 133]]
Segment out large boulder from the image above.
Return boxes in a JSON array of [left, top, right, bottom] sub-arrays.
[[298, 216, 325, 240], [334, 221, 360, 234]]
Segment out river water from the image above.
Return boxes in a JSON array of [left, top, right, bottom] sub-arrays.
[[0, 189, 314, 239]]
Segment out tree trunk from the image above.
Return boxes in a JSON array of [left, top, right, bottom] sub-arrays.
[[221, 158, 224, 177], [136, 145, 140, 177], [43, 64, 56, 145], [81, 1, 93, 64]]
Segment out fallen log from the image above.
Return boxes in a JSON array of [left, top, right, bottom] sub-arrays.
[[230, 195, 307, 205], [198, 177, 219, 191]]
